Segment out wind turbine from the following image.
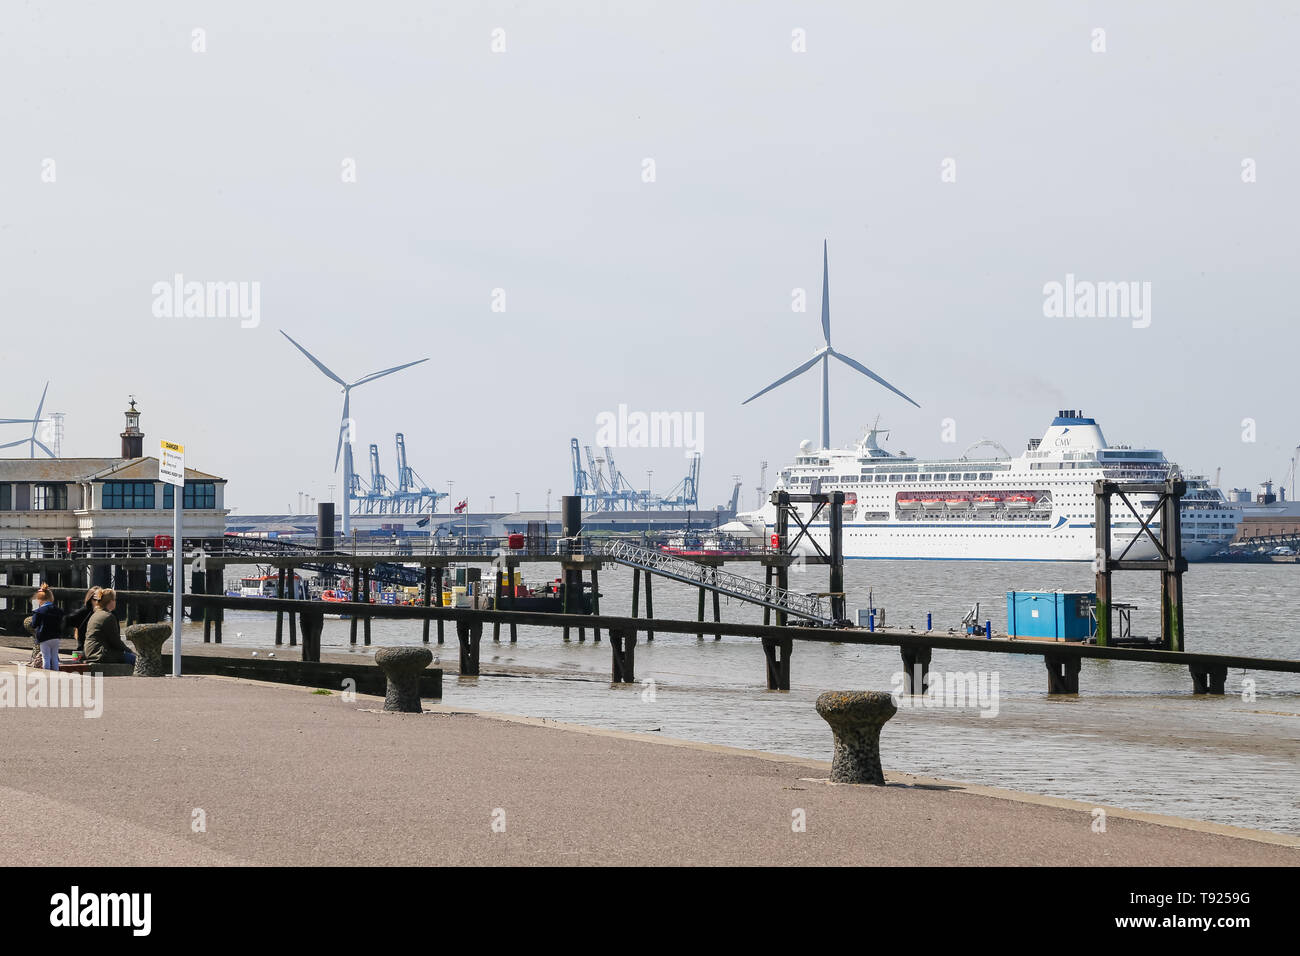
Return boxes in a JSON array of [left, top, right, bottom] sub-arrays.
[[0, 382, 54, 458], [280, 331, 428, 536], [742, 241, 918, 449]]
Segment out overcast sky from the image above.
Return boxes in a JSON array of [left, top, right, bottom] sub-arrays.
[[3, 2, 1297, 513]]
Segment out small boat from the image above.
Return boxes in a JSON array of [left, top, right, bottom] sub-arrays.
[[897, 498, 922, 510], [920, 497, 946, 509], [945, 497, 971, 508], [1005, 494, 1038, 510], [238, 574, 308, 599], [974, 495, 1002, 509]]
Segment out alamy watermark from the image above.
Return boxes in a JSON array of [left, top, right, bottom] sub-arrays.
[[151, 274, 261, 328], [0, 666, 102, 717], [595, 404, 704, 456], [1042, 274, 1150, 328], [889, 669, 1000, 718]]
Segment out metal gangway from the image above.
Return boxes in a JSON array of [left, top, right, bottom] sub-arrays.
[[597, 539, 832, 624]]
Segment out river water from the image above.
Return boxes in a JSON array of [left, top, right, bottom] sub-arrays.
[[203, 560, 1300, 836]]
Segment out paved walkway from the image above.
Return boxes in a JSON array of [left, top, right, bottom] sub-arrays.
[[1, 667, 1295, 865]]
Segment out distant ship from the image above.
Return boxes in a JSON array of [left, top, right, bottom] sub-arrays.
[[737, 410, 1241, 562]]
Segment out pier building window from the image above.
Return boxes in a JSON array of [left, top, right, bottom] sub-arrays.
[[31, 484, 67, 511], [0, 484, 9, 510], [163, 481, 216, 510], [103, 481, 155, 509]]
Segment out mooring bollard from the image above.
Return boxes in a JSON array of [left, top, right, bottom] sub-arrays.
[[374, 646, 433, 713], [125, 623, 172, 677], [815, 691, 897, 785]]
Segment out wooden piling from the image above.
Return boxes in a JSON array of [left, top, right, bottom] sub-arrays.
[[286, 566, 297, 646], [275, 567, 285, 645], [435, 566, 445, 644], [350, 565, 360, 645], [362, 568, 371, 645], [697, 585, 705, 641], [644, 571, 654, 641], [421, 565, 433, 643]]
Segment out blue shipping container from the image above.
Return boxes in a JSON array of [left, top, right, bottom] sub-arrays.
[[1005, 591, 1096, 642]]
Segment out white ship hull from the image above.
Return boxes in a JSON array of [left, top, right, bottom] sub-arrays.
[[743, 412, 1241, 563]]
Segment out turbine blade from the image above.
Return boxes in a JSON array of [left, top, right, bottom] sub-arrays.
[[351, 358, 429, 387], [0, 418, 39, 425], [741, 353, 822, 405], [33, 381, 48, 423], [821, 240, 831, 346], [829, 350, 920, 408], [334, 391, 351, 471], [280, 331, 346, 386], [34, 439, 54, 458], [0, 437, 27, 449]]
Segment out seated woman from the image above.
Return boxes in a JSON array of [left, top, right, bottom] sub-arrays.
[[83, 589, 136, 668], [64, 586, 102, 661]]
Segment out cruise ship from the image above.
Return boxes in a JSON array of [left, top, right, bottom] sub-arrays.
[[738, 411, 1242, 562]]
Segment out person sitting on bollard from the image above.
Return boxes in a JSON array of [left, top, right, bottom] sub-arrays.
[[30, 584, 65, 671], [64, 586, 102, 662], [84, 588, 136, 669]]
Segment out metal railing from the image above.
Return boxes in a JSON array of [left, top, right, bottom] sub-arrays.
[[597, 539, 830, 623]]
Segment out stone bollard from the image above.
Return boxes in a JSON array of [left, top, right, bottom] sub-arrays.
[[23, 616, 40, 665], [125, 623, 172, 677], [374, 646, 433, 713], [815, 690, 897, 785]]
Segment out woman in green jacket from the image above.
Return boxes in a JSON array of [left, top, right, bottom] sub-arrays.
[[83, 589, 136, 668]]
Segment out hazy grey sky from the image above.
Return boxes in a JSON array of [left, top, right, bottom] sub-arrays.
[[3, 2, 1297, 513]]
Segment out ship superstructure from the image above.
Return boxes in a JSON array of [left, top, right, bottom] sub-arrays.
[[740, 411, 1241, 561]]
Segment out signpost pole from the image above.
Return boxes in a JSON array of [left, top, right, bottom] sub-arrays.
[[172, 488, 182, 677], [161, 440, 186, 678]]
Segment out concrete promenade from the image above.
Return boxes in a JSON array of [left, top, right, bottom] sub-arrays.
[[1, 665, 1296, 866]]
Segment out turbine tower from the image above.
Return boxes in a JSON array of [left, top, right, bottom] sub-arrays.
[[0, 382, 54, 458], [742, 241, 918, 449], [280, 331, 428, 536]]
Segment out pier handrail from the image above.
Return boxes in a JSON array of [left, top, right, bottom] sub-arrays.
[[595, 539, 832, 623]]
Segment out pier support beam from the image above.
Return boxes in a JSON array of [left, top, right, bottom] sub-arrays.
[[362, 568, 372, 645], [350, 565, 360, 645], [609, 627, 636, 683], [590, 567, 600, 643], [1044, 653, 1081, 694], [421, 566, 432, 643], [455, 619, 482, 677], [712, 588, 721, 641], [899, 644, 932, 696], [434, 567, 445, 644], [275, 567, 286, 645], [286, 566, 297, 646], [299, 609, 323, 663], [210, 563, 223, 643], [761, 636, 793, 691], [763, 565, 773, 626], [644, 571, 654, 641], [1189, 664, 1227, 695], [697, 585, 705, 641]]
